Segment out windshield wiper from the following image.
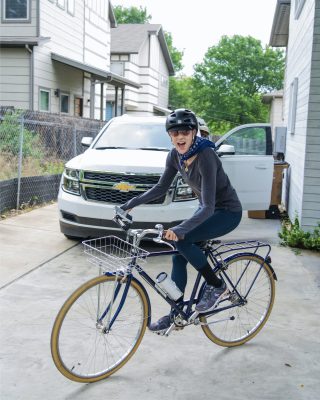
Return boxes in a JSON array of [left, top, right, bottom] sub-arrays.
[[137, 147, 170, 151], [95, 146, 128, 150]]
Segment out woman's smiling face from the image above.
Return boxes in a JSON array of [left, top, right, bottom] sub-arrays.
[[168, 129, 196, 154]]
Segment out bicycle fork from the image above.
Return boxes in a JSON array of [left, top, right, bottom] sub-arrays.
[[97, 275, 130, 333]]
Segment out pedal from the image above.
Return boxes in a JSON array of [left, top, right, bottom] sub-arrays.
[[150, 322, 176, 337]]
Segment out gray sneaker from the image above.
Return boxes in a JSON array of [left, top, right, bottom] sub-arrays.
[[196, 281, 228, 313], [149, 300, 184, 333], [149, 315, 172, 332]]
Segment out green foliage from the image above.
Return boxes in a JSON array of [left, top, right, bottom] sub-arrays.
[[0, 111, 42, 157], [279, 216, 320, 252], [169, 76, 193, 110], [113, 5, 151, 23], [189, 35, 285, 134], [164, 31, 184, 73]]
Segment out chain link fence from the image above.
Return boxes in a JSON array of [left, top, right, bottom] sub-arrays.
[[0, 108, 105, 213]]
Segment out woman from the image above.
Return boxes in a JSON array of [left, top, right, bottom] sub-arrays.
[[121, 109, 242, 332]]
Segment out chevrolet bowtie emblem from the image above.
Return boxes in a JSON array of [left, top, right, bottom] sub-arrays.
[[113, 182, 136, 192]]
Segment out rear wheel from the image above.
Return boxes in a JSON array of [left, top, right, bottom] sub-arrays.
[[201, 254, 275, 347], [51, 274, 149, 382]]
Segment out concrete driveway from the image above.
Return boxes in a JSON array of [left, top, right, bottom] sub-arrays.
[[0, 204, 319, 400]]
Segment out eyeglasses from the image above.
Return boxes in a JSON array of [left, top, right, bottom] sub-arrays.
[[168, 129, 192, 138]]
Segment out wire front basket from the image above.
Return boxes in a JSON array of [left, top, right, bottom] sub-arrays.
[[83, 236, 149, 275]]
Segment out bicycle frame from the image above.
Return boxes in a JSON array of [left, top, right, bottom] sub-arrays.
[[98, 239, 276, 332]]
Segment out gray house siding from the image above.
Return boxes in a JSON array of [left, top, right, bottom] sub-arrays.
[[0, 0, 38, 37], [302, 0, 320, 228], [0, 48, 30, 108], [284, 0, 316, 229]]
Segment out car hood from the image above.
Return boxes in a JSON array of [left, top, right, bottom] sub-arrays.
[[66, 148, 170, 174]]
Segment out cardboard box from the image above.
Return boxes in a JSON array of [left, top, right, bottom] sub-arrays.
[[247, 210, 266, 219]]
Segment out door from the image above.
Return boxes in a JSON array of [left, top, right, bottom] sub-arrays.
[[74, 97, 83, 117], [215, 124, 274, 210]]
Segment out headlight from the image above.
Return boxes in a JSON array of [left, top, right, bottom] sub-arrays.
[[62, 168, 80, 195], [173, 176, 197, 202]]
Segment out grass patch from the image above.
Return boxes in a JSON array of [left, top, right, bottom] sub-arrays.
[[0, 152, 64, 180], [279, 216, 320, 252]]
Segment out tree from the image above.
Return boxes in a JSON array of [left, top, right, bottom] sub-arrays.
[[169, 76, 193, 110], [164, 31, 184, 73], [113, 5, 151, 24], [192, 35, 285, 134]]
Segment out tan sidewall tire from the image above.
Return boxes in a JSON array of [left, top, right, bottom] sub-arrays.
[[201, 255, 275, 347], [51, 275, 149, 382]]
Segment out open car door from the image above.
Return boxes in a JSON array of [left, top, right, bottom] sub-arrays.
[[215, 124, 274, 210]]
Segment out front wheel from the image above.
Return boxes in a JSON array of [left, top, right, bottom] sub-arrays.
[[51, 275, 149, 382], [201, 254, 276, 347]]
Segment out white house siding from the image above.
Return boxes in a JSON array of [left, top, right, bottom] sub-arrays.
[[84, 1, 111, 119], [284, 0, 315, 228], [270, 97, 284, 130], [0, 48, 30, 108], [302, 0, 320, 229], [39, 0, 84, 62], [84, 2, 111, 70], [29, 0, 111, 117], [0, 0, 38, 37], [158, 46, 170, 109], [124, 60, 139, 104], [33, 0, 84, 113]]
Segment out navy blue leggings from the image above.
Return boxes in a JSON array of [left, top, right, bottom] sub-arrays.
[[171, 209, 242, 293]]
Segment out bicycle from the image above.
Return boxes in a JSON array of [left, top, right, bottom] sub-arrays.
[[51, 207, 277, 383]]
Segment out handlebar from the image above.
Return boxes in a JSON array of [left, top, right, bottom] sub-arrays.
[[113, 206, 175, 250]]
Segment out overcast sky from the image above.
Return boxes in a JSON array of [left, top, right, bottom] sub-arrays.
[[112, 0, 278, 75]]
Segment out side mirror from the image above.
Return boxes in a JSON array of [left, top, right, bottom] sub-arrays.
[[81, 137, 93, 147], [216, 144, 235, 156]]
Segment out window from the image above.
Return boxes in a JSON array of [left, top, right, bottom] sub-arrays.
[[39, 88, 50, 112], [110, 62, 124, 76], [222, 127, 269, 155], [295, 0, 306, 19], [60, 93, 70, 114], [67, 0, 74, 15], [288, 78, 298, 134], [57, 0, 65, 10], [3, 0, 29, 20]]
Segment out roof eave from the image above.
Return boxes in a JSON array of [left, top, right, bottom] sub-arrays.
[[157, 27, 175, 76], [0, 36, 50, 47], [51, 53, 140, 89], [109, 1, 117, 28], [269, 0, 291, 47]]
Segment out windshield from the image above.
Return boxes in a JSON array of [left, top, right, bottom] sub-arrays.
[[94, 120, 172, 150]]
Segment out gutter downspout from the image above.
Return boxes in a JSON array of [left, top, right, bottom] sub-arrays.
[[25, 44, 34, 110]]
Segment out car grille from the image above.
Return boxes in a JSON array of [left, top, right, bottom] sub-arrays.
[[83, 172, 160, 185], [85, 187, 165, 204], [82, 172, 165, 205]]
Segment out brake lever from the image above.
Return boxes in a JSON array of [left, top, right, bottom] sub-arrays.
[[152, 224, 175, 250], [153, 239, 175, 250]]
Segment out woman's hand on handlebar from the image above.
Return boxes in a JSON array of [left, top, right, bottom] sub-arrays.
[[164, 229, 178, 242]]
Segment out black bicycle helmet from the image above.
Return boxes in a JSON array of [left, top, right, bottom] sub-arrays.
[[166, 109, 198, 132]]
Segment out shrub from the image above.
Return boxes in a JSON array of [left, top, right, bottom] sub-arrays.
[[0, 111, 43, 158], [279, 216, 320, 251]]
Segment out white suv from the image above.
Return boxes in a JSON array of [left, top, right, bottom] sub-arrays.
[[58, 115, 274, 239]]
